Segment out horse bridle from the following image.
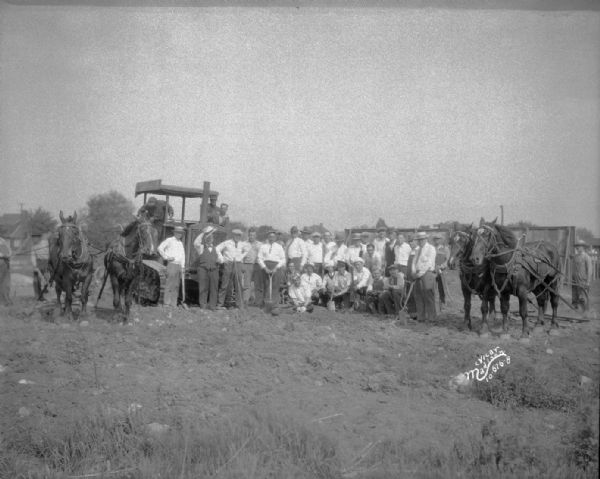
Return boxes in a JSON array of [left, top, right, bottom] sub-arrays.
[[58, 224, 82, 263], [135, 221, 155, 258], [450, 230, 472, 260]]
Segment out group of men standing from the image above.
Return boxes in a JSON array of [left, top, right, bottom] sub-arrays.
[[155, 223, 452, 322]]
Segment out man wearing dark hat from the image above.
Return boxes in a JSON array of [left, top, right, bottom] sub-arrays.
[[285, 226, 307, 271], [157, 225, 186, 307], [193, 226, 220, 309], [572, 240, 593, 313], [257, 231, 286, 307], [412, 231, 437, 322], [215, 229, 248, 308], [138, 196, 174, 228]]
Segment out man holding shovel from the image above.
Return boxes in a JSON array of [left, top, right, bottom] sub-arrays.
[[257, 230, 286, 312]]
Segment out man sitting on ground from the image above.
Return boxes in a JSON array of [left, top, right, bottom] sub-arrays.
[[351, 257, 372, 300], [380, 264, 405, 315], [301, 262, 323, 305], [363, 243, 383, 275], [366, 268, 386, 314], [287, 272, 313, 313]]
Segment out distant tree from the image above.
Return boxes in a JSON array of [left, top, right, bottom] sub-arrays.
[[575, 227, 594, 243], [375, 218, 388, 229], [506, 220, 537, 229], [85, 190, 135, 248], [302, 223, 330, 235], [255, 225, 276, 241], [26, 207, 57, 235]]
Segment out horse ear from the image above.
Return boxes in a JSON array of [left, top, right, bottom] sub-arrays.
[[73, 211, 77, 224], [491, 217, 497, 225], [479, 217, 485, 226], [59, 210, 65, 223]]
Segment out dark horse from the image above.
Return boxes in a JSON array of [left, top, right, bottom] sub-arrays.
[[470, 219, 561, 338], [448, 223, 497, 333], [98, 217, 157, 319], [49, 211, 94, 320]]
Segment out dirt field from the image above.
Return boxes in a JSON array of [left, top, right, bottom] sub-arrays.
[[1, 270, 598, 478]]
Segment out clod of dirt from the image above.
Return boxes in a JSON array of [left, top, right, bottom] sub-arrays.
[[80, 320, 89, 327], [0, 365, 6, 373], [145, 422, 170, 436], [579, 375, 592, 387], [17, 407, 31, 417], [18, 379, 35, 385], [546, 348, 554, 355]]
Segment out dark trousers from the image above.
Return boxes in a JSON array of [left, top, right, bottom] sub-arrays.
[[0, 259, 11, 306], [380, 289, 403, 314], [218, 262, 241, 306], [198, 266, 219, 308], [415, 271, 436, 321]]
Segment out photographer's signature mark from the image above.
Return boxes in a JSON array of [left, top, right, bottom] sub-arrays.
[[464, 346, 510, 382]]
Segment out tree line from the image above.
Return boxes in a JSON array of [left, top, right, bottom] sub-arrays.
[[21, 191, 597, 248]]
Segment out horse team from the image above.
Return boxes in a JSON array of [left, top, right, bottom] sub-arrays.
[[48, 212, 562, 339]]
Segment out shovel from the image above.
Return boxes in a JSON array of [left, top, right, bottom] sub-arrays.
[[264, 271, 275, 314]]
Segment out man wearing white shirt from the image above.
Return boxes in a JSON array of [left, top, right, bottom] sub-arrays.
[[287, 273, 314, 312], [306, 231, 324, 275], [285, 226, 307, 272], [242, 227, 262, 305], [373, 227, 388, 264], [332, 233, 348, 266], [301, 262, 323, 304], [157, 225, 186, 307], [257, 231, 287, 307], [322, 231, 337, 269], [215, 229, 248, 309], [411, 231, 437, 322], [394, 234, 412, 276], [351, 257, 373, 298], [347, 233, 363, 266]]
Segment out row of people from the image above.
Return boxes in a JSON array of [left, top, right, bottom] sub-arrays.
[[157, 225, 450, 323]]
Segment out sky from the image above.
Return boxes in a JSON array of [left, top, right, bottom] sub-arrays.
[[1, 1, 599, 234]]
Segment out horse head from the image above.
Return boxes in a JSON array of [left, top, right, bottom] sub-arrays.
[[57, 211, 81, 261], [471, 221, 497, 266], [448, 226, 473, 268], [136, 219, 158, 257]]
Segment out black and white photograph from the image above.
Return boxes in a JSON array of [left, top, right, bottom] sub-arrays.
[[1, 1, 599, 477]]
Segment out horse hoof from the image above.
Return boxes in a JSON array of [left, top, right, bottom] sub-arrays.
[[500, 333, 511, 341], [519, 337, 531, 344]]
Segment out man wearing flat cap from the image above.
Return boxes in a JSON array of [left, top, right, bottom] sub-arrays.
[[157, 225, 186, 307], [285, 226, 307, 272], [572, 240, 593, 314], [411, 231, 437, 322], [215, 229, 248, 309]]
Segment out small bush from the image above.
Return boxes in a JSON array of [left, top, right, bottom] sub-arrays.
[[472, 364, 578, 411]]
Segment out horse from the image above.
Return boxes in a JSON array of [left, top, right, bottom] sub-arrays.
[[49, 211, 94, 321], [448, 223, 497, 333], [99, 216, 157, 320], [470, 219, 561, 338]]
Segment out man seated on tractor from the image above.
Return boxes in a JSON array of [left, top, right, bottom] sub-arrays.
[[138, 197, 174, 225]]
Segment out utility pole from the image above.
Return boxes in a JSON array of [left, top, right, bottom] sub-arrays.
[[500, 205, 504, 225]]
